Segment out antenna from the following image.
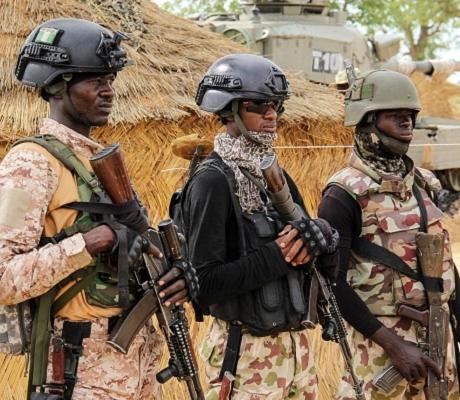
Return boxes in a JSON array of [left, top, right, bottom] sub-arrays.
[[343, 59, 357, 86]]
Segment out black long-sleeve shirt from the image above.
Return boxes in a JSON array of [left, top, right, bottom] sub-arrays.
[[319, 184, 460, 338], [183, 157, 305, 307]]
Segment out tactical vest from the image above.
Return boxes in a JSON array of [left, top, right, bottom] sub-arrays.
[[183, 155, 310, 336], [20, 135, 139, 310], [327, 153, 456, 316]]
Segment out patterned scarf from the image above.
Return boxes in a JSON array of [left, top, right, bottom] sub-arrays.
[[214, 131, 276, 213], [354, 126, 407, 177]]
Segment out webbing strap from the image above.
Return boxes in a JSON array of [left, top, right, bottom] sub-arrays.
[[195, 156, 248, 256], [219, 324, 242, 380], [30, 287, 58, 387], [50, 268, 99, 317], [15, 135, 101, 194], [352, 237, 420, 281], [412, 182, 428, 234]]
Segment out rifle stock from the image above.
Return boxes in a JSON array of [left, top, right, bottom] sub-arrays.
[[374, 233, 450, 397], [417, 232, 449, 400]]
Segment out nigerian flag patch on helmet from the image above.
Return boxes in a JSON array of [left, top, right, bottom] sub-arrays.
[[35, 27, 60, 45]]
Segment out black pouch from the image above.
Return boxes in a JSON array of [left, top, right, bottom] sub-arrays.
[[242, 212, 276, 238]]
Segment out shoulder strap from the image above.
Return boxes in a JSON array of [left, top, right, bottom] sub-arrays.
[[351, 237, 420, 281], [15, 135, 101, 196], [188, 156, 248, 256]]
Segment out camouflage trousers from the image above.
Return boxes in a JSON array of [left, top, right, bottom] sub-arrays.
[[199, 318, 319, 400], [47, 316, 164, 400], [335, 315, 459, 400]]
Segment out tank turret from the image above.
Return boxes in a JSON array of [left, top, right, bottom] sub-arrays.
[[195, 0, 390, 83]]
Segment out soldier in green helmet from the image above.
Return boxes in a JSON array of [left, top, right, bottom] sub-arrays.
[[318, 69, 460, 399]]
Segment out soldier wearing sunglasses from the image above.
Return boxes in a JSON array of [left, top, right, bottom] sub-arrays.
[[179, 53, 338, 399]]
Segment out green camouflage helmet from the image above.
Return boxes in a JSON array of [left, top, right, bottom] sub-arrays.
[[344, 69, 420, 127]]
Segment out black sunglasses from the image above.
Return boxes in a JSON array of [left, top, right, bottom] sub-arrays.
[[242, 99, 284, 115]]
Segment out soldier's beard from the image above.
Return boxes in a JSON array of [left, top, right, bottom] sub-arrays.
[[214, 130, 276, 213]]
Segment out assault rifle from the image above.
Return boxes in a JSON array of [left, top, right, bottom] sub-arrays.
[[260, 153, 365, 400], [89, 144, 204, 400], [373, 232, 449, 399]]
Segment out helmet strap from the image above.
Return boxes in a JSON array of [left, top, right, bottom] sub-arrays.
[[367, 110, 414, 156], [47, 74, 92, 128], [374, 128, 410, 156], [231, 100, 263, 145]]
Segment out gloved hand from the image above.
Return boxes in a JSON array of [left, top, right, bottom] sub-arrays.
[[288, 217, 339, 279], [126, 231, 145, 268], [116, 199, 149, 234], [288, 217, 339, 257], [171, 259, 200, 302]]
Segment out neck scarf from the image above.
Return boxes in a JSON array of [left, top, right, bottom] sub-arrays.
[[214, 131, 276, 213], [354, 126, 407, 178]]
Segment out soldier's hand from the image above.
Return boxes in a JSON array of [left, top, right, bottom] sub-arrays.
[[158, 267, 189, 307], [372, 327, 441, 384], [83, 224, 117, 256], [388, 339, 440, 384], [276, 225, 311, 266]]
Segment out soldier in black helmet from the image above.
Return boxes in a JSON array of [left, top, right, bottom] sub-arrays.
[[181, 53, 338, 399], [0, 18, 192, 399]]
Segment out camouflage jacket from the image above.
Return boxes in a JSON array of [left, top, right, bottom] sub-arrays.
[[0, 119, 96, 308], [327, 152, 456, 316]]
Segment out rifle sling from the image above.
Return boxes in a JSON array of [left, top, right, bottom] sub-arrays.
[[64, 199, 139, 215], [351, 179, 443, 292], [219, 323, 243, 381]]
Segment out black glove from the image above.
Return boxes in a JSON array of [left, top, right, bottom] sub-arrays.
[[126, 231, 145, 268], [116, 200, 149, 235], [289, 217, 339, 257], [172, 259, 200, 301]]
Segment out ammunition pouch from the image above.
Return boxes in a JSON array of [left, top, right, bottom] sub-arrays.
[[210, 210, 309, 336]]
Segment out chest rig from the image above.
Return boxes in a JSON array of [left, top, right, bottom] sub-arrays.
[[187, 154, 310, 336], [17, 135, 140, 310], [12, 135, 142, 396], [327, 156, 456, 316]]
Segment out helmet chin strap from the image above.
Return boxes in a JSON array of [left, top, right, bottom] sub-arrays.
[[231, 100, 264, 145], [374, 129, 410, 156], [366, 111, 411, 156]]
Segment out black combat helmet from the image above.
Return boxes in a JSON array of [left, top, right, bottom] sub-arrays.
[[196, 53, 289, 144], [196, 53, 289, 112], [15, 18, 131, 89]]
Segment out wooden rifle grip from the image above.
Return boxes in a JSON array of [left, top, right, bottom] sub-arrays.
[[416, 232, 445, 279], [90, 144, 134, 203]]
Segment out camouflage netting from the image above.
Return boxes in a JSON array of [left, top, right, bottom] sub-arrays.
[[0, 1, 459, 399]]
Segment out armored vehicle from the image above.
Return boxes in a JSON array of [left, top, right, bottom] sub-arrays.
[[194, 0, 400, 84], [195, 0, 460, 81], [193, 0, 460, 191]]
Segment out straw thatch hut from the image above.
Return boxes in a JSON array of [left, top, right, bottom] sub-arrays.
[[2, 1, 458, 399]]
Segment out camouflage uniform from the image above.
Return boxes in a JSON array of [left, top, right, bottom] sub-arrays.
[[199, 319, 318, 400], [328, 152, 459, 399], [0, 118, 162, 399]]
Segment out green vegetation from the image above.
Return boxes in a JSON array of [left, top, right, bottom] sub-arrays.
[[331, 0, 460, 59]]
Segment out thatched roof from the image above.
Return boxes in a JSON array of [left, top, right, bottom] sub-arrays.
[[0, 0, 346, 133]]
